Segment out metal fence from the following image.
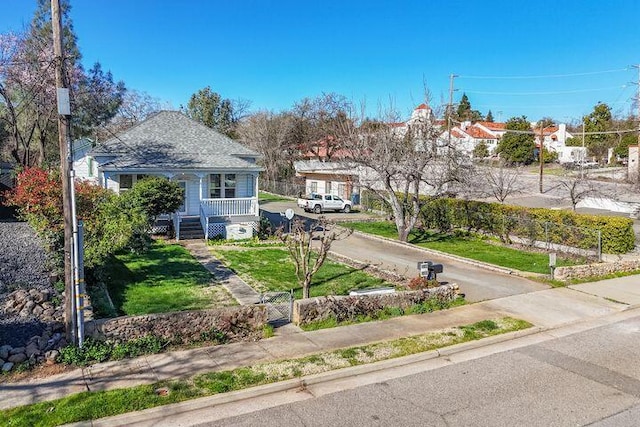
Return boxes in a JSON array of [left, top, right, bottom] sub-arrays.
[[260, 290, 294, 325]]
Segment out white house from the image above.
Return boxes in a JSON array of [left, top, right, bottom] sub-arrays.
[[75, 111, 263, 240]]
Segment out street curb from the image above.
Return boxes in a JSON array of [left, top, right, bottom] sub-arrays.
[[65, 326, 544, 427], [344, 227, 543, 279]]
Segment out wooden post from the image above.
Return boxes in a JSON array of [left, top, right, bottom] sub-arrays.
[[51, 0, 75, 342]]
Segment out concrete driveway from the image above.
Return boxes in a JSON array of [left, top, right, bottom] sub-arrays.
[[260, 201, 548, 302]]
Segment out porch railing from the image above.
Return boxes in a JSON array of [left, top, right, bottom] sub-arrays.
[[199, 204, 209, 240], [200, 197, 259, 217]]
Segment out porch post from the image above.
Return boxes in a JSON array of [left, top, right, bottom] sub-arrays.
[[255, 173, 259, 198]]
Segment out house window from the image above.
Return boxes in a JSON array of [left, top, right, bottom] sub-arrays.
[[210, 174, 222, 198], [338, 183, 346, 198], [119, 174, 133, 190], [326, 181, 332, 194], [309, 181, 318, 193], [120, 174, 151, 191], [88, 157, 94, 177], [225, 174, 236, 198], [246, 175, 254, 197]]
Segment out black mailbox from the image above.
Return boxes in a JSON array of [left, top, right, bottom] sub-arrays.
[[418, 261, 444, 280], [430, 263, 443, 274]]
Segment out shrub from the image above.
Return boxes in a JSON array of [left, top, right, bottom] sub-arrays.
[[419, 198, 635, 254], [407, 276, 439, 290]]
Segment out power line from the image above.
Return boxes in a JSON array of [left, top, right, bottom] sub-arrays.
[[463, 86, 625, 96], [459, 68, 630, 80]]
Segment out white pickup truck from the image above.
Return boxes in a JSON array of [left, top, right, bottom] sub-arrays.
[[297, 193, 352, 214]]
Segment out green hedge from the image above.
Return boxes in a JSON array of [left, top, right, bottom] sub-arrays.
[[420, 198, 635, 254]]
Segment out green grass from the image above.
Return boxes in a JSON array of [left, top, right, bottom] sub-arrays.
[[343, 221, 581, 274], [258, 191, 291, 202], [212, 248, 393, 298], [104, 240, 220, 316], [0, 317, 531, 427]]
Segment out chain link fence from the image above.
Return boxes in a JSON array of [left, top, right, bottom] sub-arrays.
[[261, 180, 305, 198]]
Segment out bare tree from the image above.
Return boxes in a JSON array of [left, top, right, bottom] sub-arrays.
[[480, 160, 524, 203], [237, 110, 295, 185], [97, 89, 165, 139], [339, 100, 472, 242], [278, 217, 352, 299], [291, 92, 352, 160], [557, 173, 598, 211]]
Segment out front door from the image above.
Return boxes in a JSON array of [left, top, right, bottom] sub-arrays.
[[177, 181, 188, 215]]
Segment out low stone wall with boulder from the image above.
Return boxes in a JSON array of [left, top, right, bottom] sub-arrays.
[[86, 305, 268, 344], [554, 260, 640, 281], [293, 284, 460, 326]]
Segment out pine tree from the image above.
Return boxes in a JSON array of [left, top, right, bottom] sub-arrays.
[[485, 110, 494, 122]]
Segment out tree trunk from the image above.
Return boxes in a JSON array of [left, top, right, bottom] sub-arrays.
[[302, 278, 311, 299]]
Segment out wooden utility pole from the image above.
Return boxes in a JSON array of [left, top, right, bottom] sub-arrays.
[[538, 123, 544, 193], [51, 0, 75, 341]]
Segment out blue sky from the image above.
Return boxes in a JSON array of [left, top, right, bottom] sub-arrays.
[[2, 0, 639, 123]]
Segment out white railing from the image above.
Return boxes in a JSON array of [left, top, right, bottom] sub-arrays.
[[200, 197, 259, 217], [172, 212, 181, 241], [199, 204, 209, 240]]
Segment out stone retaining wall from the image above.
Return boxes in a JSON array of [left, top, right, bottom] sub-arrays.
[[86, 305, 268, 344], [293, 284, 459, 325], [554, 260, 640, 281]]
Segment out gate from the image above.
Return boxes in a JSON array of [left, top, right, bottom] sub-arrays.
[[260, 290, 293, 325]]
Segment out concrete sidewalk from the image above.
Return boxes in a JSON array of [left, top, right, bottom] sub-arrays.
[[1, 275, 639, 411]]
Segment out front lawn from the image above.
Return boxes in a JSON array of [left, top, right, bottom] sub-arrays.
[[211, 248, 393, 298], [103, 240, 235, 316], [342, 221, 581, 274]]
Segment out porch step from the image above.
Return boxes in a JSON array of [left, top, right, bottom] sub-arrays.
[[177, 217, 204, 240]]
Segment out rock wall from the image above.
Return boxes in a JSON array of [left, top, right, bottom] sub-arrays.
[[293, 284, 459, 325], [86, 305, 268, 344], [554, 261, 640, 281]]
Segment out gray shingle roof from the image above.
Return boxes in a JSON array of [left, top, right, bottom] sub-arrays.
[[92, 111, 261, 171]]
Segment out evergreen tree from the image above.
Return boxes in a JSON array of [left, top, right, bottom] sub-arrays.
[[485, 110, 494, 122], [496, 116, 535, 165], [584, 102, 614, 162], [184, 86, 235, 137]]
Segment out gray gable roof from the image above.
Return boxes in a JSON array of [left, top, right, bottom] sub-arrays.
[[92, 111, 261, 171]]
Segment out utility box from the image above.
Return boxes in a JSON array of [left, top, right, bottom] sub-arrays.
[[225, 224, 253, 240]]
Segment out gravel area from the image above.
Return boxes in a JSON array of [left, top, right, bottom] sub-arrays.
[[0, 221, 58, 347]]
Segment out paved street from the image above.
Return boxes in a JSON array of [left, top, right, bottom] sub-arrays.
[[260, 200, 549, 302], [184, 311, 640, 427]]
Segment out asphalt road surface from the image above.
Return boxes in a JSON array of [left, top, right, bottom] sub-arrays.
[[197, 312, 640, 427], [260, 201, 548, 302]]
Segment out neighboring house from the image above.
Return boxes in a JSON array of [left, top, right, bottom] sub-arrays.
[[293, 160, 360, 202], [0, 161, 16, 219], [534, 123, 573, 153], [444, 121, 504, 156], [72, 138, 98, 182], [0, 161, 15, 190], [75, 110, 263, 240]]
